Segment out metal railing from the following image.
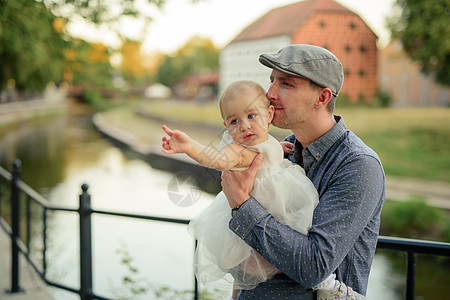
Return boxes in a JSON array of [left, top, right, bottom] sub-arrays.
[[0, 160, 197, 300], [1, 160, 449, 300]]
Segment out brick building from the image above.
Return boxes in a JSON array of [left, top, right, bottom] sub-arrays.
[[220, 0, 378, 102], [379, 40, 449, 106]]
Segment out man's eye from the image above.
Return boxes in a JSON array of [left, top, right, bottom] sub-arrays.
[[248, 114, 256, 119]]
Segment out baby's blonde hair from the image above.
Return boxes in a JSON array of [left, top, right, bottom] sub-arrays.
[[219, 80, 269, 120]]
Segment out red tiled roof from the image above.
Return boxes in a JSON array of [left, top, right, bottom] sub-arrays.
[[231, 0, 357, 43]]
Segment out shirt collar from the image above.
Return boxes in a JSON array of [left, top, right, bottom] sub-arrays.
[[305, 115, 347, 162]]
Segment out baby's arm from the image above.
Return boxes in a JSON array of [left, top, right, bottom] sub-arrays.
[[280, 141, 294, 155], [162, 125, 257, 171]]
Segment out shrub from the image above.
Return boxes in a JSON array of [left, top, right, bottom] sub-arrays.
[[380, 196, 448, 241], [377, 90, 392, 107]]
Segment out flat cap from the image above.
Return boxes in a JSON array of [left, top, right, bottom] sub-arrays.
[[259, 44, 344, 98]]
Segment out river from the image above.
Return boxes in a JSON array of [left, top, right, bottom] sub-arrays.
[[0, 107, 446, 299]]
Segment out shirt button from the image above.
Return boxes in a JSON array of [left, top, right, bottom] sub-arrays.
[[256, 247, 261, 252], [316, 153, 320, 158]]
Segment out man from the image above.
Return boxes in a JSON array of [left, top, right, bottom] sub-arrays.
[[221, 44, 385, 299]]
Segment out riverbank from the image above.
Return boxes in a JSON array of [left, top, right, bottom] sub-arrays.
[[93, 104, 450, 210], [0, 89, 67, 130]]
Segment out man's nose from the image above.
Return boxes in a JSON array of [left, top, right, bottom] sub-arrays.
[[266, 83, 277, 101]]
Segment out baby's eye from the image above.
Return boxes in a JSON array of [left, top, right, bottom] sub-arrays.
[[230, 119, 238, 125], [248, 114, 256, 119]]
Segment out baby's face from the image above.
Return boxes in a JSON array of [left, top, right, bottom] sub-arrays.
[[222, 90, 274, 146]]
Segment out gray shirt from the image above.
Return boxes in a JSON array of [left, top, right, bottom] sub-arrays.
[[229, 116, 385, 299]]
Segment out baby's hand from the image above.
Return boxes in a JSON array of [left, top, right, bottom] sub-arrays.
[[280, 141, 294, 155], [161, 125, 192, 154]]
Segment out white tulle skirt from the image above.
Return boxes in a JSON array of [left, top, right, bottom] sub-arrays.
[[188, 159, 319, 290]]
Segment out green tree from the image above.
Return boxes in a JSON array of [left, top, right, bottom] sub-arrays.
[[156, 36, 219, 88], [66, 39, 113, 88], [176, 36, 219, 73], [0, 0, 201, 94], [388, 0, 450, 86], [0, 1, 67, 92], [44, 0, 166, 25]]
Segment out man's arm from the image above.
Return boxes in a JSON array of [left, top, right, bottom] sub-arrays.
[[227, 154, 385, 288]]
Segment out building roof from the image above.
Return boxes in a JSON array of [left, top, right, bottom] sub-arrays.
[[231, 0, 358, 43]]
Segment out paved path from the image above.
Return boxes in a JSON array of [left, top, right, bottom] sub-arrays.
[[386, 176, 450, 210], [0, 90, 66, 129], [0, 229, 53, 300]]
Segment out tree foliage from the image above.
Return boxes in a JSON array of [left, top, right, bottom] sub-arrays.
[[156, 36, 219, 87], [0, 0, 67, 91], [120, 40, 145, 78], [66, 39, 113, 88], [0, 0, 197, 93], [389, 0, 450, 86], [44, 0, 166, 24]]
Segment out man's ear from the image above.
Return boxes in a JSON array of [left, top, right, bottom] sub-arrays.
[[315, 88, 333, 110], [267, 105, 275, 123]]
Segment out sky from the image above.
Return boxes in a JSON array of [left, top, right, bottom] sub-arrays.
[[68, 0, 397, 54]]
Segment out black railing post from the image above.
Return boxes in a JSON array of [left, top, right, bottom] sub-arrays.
[[9, 159, 23, 293], [406, 252, 416, 300], [42, 207, 48, 277], [79, 184, 93, 300], [0, 175, 3, 217], [194, 239, 199, 300], [26, 195, 31, 252]]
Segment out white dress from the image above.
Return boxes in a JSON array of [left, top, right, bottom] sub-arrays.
[[188, 131, 319, 290]]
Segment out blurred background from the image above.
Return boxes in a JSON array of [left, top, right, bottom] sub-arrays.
[[0, 0, 449, 299]]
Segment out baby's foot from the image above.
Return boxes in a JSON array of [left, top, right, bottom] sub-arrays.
[[317, 280, 367, 300]]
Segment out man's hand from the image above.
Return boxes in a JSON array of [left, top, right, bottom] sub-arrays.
[[161, 125, 192, 154], [221, 153, 264, 208]]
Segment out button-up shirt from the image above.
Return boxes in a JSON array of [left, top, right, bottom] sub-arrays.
[[229, 116, 385, 299]]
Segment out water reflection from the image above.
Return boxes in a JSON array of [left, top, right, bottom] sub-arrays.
[[367, 253, 403, 299], [0, 116, 65, 193], [0, 113, 215, 299], [44, 148, 216, 299]]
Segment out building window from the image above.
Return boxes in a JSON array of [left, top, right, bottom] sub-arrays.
[[360, 45, 366, 53], [359, 69, 366, 77], [345, 44, 352, 53], [319, 20, 326, 28]]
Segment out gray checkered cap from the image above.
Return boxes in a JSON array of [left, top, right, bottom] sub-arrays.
[[259, 44, 344, 98]]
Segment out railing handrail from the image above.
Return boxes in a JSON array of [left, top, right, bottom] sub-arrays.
[[1, 161, 449, 300], [377, 235, 450, 256]]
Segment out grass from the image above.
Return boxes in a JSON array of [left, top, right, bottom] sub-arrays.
[[135, 101, 450, 183], [337, 107, 450, 182]]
